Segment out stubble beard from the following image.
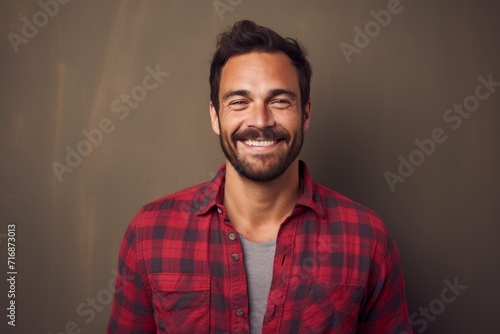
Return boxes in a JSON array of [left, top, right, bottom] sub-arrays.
[[218, 123, 304, 182]]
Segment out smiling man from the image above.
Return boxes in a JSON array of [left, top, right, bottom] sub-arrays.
[[107, 20, 412, 334]]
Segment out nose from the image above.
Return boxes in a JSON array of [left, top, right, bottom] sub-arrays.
[[246, 101, 276, 129]]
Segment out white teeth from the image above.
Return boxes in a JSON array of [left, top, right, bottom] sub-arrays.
[[243, 140, 276, 147]]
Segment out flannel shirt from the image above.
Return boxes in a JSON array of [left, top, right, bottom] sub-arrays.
[[107, 161, 412, 333]]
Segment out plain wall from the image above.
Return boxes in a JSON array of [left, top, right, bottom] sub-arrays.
[[1, 0, 499, 333]]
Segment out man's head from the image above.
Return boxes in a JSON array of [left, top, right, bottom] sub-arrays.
[[209, 20, 312, 115], [209, 20, 312, 182]]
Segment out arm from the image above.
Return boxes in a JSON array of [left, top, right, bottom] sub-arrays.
[[107, 209, 156, 333], [357, 235, 413, 334]]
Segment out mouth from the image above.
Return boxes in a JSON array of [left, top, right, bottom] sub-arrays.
[[242, 139, 278, 147]]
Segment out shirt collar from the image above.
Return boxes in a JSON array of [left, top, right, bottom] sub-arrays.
[[197, 160, 326, 218]]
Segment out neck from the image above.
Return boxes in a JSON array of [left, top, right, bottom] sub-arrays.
[[223, 159, 301, 242]]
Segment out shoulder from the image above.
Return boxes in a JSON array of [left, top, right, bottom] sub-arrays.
[[142, 181, 212, 212], [316, 183, 385, 227], [313, 183, 391, 250], [310, 183, 401, 284], [129, 180, 214, 230]]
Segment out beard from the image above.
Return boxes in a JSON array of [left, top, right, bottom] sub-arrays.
[[218, 123, 304, 182]]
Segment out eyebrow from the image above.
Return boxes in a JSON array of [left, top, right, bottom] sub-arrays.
[[222, 90, 251, 102], [266, 89, 297, 101], [221, 89, 297, 103]]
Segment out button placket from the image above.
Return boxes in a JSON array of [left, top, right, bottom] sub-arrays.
[[224, 218, 246, 332]]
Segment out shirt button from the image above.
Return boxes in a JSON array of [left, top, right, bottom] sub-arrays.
[[236, 309, 244, 316], [231, 253, 240, 261], [217, 208, 222, 214], [228, 233, 236, 241]]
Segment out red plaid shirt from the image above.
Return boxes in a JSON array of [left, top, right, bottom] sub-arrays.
[[107, 161, 412, 333]]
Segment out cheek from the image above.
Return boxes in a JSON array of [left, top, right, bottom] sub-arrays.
[[219, 123, 237, 143], [220, 115, 245, 134], [279, 114, 303, 132]]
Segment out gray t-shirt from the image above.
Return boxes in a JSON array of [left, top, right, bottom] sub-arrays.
[[239, 235, 277, 334]]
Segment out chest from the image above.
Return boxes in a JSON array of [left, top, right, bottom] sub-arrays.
[[143, 214, 371, 333]]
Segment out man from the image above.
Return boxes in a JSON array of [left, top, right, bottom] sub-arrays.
[[107, 20, 412, 333]]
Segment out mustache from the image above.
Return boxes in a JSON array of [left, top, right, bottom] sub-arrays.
[[232, 127, 290, 142]]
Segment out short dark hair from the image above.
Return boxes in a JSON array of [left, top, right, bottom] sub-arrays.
[[209, 20, 312, 114]]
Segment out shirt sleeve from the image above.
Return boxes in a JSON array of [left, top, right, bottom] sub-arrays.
[[107, 209, 156, 333], [357, 234, 413, 334]]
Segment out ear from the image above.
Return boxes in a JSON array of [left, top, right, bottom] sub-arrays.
[[302, 100, 311, 132], [209, 102, 220, 135]]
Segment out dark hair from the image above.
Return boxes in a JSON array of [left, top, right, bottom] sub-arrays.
[[209, 20, 312, 114]]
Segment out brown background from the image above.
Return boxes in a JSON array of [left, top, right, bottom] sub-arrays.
[[1, 0, 499, 333]]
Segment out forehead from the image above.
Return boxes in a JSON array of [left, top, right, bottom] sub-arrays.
[[219, 52, 300, 94]]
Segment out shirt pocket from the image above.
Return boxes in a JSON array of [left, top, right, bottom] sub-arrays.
[[299, 280, 364, 334], [150, 273, 211, 333]]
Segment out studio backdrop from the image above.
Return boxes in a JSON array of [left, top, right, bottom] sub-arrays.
[[1, 0, 499, 333]]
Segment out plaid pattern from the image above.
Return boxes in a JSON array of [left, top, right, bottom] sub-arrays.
[[107, 161, 412, 333]]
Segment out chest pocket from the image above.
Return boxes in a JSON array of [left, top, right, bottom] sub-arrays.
[[150, 273, 211, 333], [299, 280, 364, 334]]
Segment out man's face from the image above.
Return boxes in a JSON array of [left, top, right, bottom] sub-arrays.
[[210, 51, 311, 182]]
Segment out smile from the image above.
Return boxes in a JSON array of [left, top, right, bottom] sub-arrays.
[[243, 140, 277, 147]]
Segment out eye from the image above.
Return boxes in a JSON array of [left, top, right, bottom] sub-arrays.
[[228, 100, 249, 110], [271, 99, 291, 109]]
